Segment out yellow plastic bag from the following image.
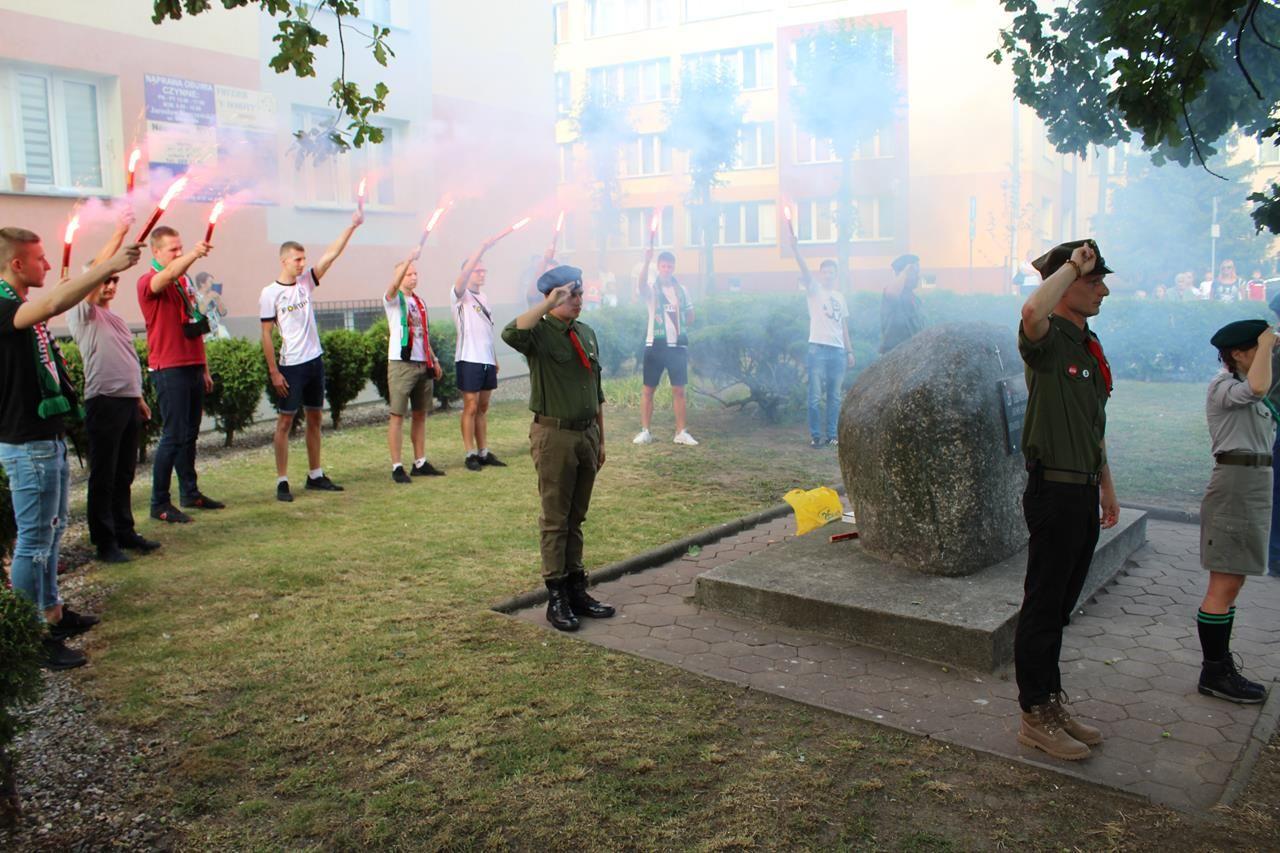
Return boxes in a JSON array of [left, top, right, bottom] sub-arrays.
[[783, 487, 844, 536]]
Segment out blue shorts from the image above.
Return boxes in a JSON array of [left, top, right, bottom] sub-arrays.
[[457, 360, 497, 393], [642, 345, 688, 388], [277, 356, 325, 413]]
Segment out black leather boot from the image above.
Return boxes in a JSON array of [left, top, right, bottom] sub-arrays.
[[1199, 655, 1267, 704], [565, 570, 616, 618], [545, 579, 580, 632]]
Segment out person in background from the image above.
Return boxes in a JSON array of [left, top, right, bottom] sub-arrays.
[[1171, 271, 1195, 301], [1152, 284, 1168, 300], [453, 234, 508, 471], [1246, 269, 1267, 302], [787, 227, 853, 448], [1, 226, 142, 668], [67, 211, 160, 564], [1194, 320, 1274, 703], [1213, 259, 1241, 302], [880, 253, 925, 354], [137, 226, 221, 524], [633, 250, 697, 447], [195, 272, 230, 339], [1197, 270, 1215, 300]]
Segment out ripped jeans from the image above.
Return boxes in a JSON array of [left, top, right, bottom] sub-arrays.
[[0, 439, 69, 613]]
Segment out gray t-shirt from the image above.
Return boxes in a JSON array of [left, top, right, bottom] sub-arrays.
[[1205, 370, 1275, 456], [67, 301, 143, 400]]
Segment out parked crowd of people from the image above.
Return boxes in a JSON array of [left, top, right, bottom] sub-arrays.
[[0, 214, 1273, 766]]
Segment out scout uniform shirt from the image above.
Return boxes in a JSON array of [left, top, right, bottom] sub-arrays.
[[501, 313, 605, 421], [1018, 314, 1110, 475]]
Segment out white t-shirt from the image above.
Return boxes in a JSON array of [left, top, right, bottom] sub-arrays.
[[383, 292, 428, 363], [644, 279, 693, 347], [259, 269, 323, 367], [807, 285, 848, 349], [451, 287, 496, 365]]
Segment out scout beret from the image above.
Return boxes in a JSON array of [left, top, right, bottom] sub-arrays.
[[536, 265, 584, 295], [891, 254, 920, 274], [1210, 318, 1270, 349], [1031, 239, 1114, 279]]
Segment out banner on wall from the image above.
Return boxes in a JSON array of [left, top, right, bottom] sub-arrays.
[[144, 74, 278, 202]]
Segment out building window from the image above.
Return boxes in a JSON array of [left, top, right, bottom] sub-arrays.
[[684, 44, 775, 90], [688, 201, 776, 246], [796, 199, 838, 242], [853, 129, 891, 159], [794, 125, 838, 164], [556, 72, 573, 117], [553, 2, 570, 44], [587, 59, 672, 103], [6, 67, 108, 193], [733, 122, 775, 169], [587, 0, 674, 36], [684, 0, 771, 22], [559, 143, 575, 182], [616, 207, 674, 248], [292, 106, 398, 208], [794, 197, 891, 242], [789, 27, 893, 85], [621, 133, 671, 177], [360, 0, 407, 27]]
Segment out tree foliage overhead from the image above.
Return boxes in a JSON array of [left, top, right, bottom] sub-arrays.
[[572, 90, 633, 270], [152, 1, 393, 157], [991, 1, 1280, 233]]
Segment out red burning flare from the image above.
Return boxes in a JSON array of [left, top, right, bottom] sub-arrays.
[[204, 200, 225, 243], [136, 175, 189, 242], [417, 206, 447, 249], [126, 148, 142, 193], [510, 216, 531, 232], [555, 210, 566, 233], [357, 177, 367, 214], [60, 215, 80, 278]]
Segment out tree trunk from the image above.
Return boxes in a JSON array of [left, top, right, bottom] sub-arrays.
[[699, 188, 716, 295], [224, 429, 233, 448]]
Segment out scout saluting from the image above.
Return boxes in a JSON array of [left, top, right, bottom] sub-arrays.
[[1195, 319, 1276, 704]]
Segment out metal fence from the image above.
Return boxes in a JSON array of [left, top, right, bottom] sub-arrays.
[[314, 299, 385, 334]]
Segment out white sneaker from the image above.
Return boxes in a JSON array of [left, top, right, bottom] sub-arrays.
[[673, 430, 699, 446], [632, 429, 654, 445]]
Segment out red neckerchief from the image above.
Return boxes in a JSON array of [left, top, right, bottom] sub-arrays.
[[411, 292, 432, 368], [1084, 334, 1112, 397], [567, 327, 591, 370]]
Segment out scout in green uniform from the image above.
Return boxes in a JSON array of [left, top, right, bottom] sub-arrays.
[[501, 265, 615, 631], [1015, 239, 1120, 761]]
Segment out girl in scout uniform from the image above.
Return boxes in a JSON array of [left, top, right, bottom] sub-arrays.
[[1196, 319, 1276, 704]]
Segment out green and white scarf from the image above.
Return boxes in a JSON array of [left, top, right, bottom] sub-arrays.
[[152, 259, 206, 325], [0, 279, 81, 419], [397, 290, 432, 365]]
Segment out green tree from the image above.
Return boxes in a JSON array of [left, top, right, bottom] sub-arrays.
[[991, 1, 1280, 232], [573, 90, 632, 275], [151, 1, 393, 156], [1096, 150, 1269, 289], [667, 65, 744, 294], [320, 329, 372, 427], [791, 23, 901, 290], [204, 337, 267, 446]]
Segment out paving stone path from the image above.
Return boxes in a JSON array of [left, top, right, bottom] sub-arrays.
[[511, 514, 1280, 811]]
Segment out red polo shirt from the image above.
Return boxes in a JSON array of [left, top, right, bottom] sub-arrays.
[[138, 268, 205, 370]]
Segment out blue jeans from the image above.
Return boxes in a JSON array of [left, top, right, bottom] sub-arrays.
[[807, 344, 847, 442], [1270, 431, 1280, 577], [152, 365, 204, 509], [0, 439, 69, 613]]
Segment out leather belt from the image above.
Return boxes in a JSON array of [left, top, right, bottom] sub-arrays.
[[1039, 468, 1101, 486], [534, 414, 594, 431], [1215, 452, 1273, 467]]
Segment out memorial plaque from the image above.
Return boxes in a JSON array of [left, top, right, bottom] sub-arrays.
[[997, 378, 1028, 455]]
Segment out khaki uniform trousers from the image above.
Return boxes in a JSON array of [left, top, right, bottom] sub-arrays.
[[530, 418, 600, 580]]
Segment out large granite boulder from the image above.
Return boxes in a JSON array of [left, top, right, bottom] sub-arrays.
[[838, 322, 1027, 576]]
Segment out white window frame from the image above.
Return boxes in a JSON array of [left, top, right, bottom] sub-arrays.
[[793, 124, 838, 164], [733, 121, 775, 169], [586, 0, 674, 37], [621, 133, 671, 177], [553, 2, 570, 44], [614, 207, 673, 248], [687, 201, 776, 247], [556, 72, 573, 117], [5, 65, 111, 194], [684, 44, 774, 90], [683, 0, 771, 23], [292, 106, 401, 210], [587, 59, 672, 103]]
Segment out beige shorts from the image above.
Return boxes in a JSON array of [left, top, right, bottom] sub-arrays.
[[388, 360, 434, 416]]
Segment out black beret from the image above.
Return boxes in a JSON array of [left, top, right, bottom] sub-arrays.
[[891, 253, 919, 274], [1031, 239, 1114, 279], [1210, 319, 1269, 349], [536, 265, 583, 295]]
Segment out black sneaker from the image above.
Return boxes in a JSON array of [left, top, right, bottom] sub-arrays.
[[1199, 655, 1267, 704], [810, 438, 824, 449], [479, 452, 507, 468], [464, 455, 483, 472], [277, 481, 294, 503], [150, 504, 192, 524], [305, 474, 344, 492], [41, 636, 87, 670], [49, 608, 100, 641], [411, 461, 446, 477], [392, 466, 413, 484], [119, 533, 161, 553], [96, 546, 131, 564], [180, 493, 225, 510]]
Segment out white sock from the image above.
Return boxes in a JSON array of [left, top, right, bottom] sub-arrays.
[[414, 457, 426, 468], [392, 463, 403, 471], [466, 450, 478, 458], [478, 448, 488, 457], [277, 476, 288, 485], [309, 468, 323, 479]]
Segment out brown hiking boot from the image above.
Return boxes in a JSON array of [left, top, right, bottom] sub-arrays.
[[1017, 703, 1091, 760], [1050, 694, 1103, 746]]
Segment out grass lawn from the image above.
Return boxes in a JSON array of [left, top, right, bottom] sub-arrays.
[[61, 386, 1272, 849], [1105, 380, 1213, 512]]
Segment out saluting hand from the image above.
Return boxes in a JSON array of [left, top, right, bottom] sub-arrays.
[[1258, 327, 1277, 350], [1071, 243, 1097, 276], [546, 284, 574, 308]]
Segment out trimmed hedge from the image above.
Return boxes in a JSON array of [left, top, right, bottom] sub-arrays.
[[0, 585, 44, 825], [205, 337, 267, 446], [365, 318, 461, 410], [320, 329, 373, 428]]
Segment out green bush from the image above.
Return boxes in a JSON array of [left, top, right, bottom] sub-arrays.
[[204, 338, 267, 446], [320, 329, 373, 428], [365, 319, 392, 403], [0, 586, 44, 825], [54, 338, 88, 464], [582, 304, 647, 376], [365, 317, 460, 409], [133, 339, 161, 462]]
